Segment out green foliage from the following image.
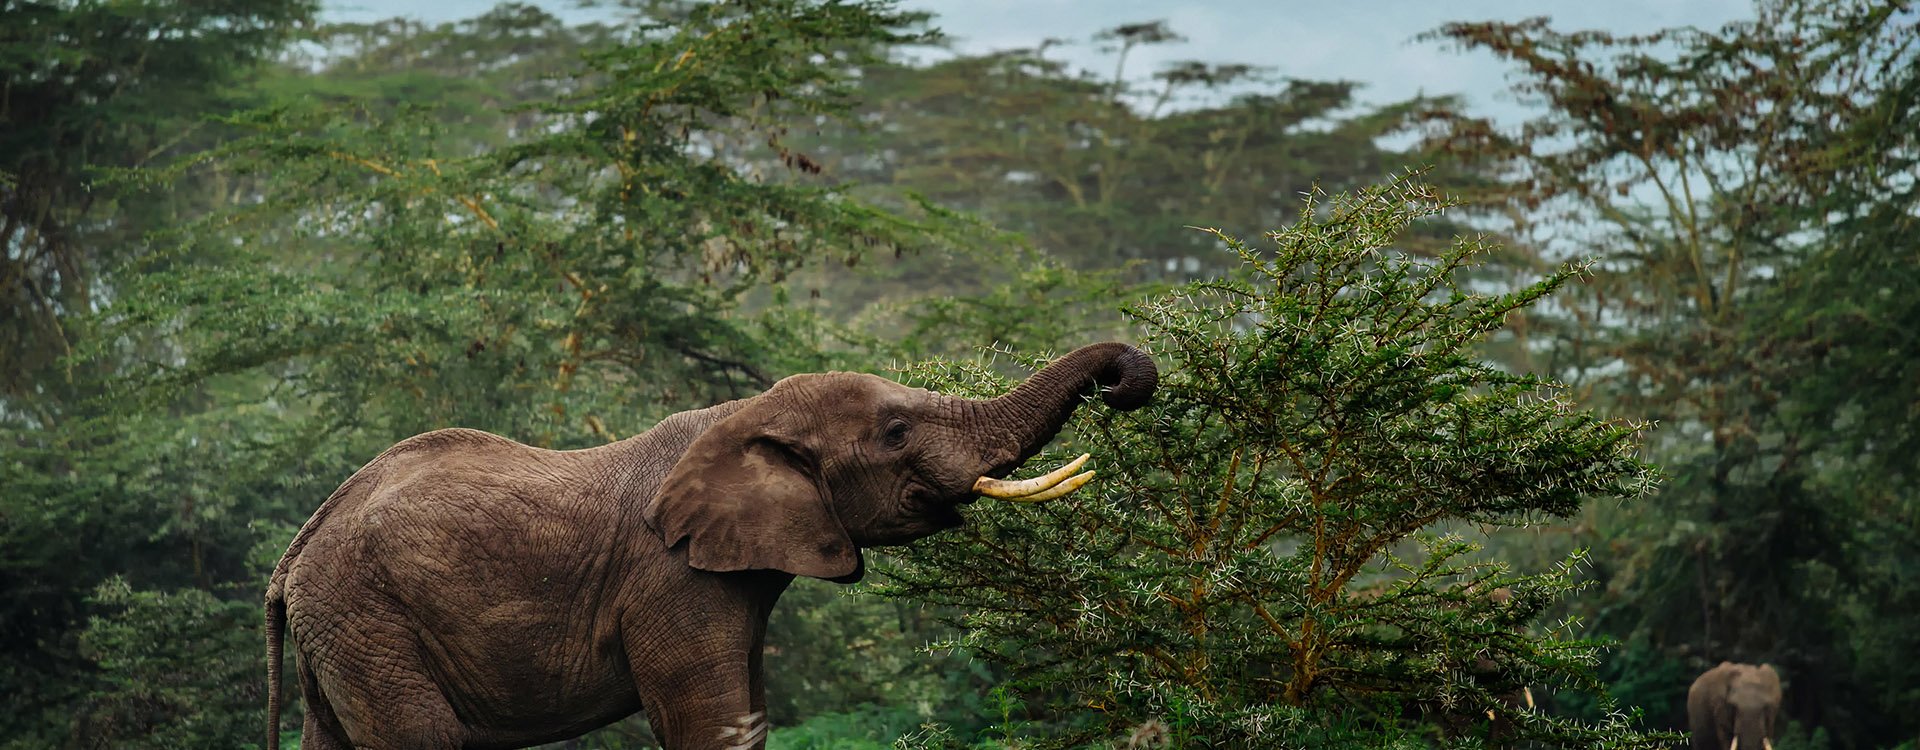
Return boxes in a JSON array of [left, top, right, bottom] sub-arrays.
[[104, 0, 942, 444], [274, 3, 620, 150], [1777, 722, 1836, 750], [0, 0, 317, 407], [764, 579, 996, 729], [887, 249, 1158, 361], [0, 0, 317, 740], [767, 704, 947, 750], [775, 19, 1480, 367], [69, 579, 264, 750], [800, 31, 1465, 284], [1552, 635, 1693, 726], [882, 176, 1669, 748]]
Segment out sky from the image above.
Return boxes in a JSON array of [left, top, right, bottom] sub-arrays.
[[320, 0, 1758, 125]]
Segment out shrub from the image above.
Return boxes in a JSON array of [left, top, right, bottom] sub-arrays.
[[884, 175, 1674, 748], [72, 579, 263, 749]]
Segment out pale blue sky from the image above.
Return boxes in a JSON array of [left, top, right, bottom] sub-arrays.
[[322, 0, 1756, 125]]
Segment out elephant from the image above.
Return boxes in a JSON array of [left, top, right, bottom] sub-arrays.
[[1473, 587, 1535, 733], [1385, 582, 1535, 741], [1688, 662, 1783, 750], [262, 342, 1157, 750]]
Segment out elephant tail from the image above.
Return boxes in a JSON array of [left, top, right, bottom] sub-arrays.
[[265, 590, 286, 750], [260, 445, 399, 749]]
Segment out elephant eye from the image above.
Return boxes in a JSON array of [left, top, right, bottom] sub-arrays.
[[881, 419, 910, 449]]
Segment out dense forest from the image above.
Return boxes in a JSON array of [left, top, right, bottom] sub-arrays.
[[2, 0, 1915, 748]]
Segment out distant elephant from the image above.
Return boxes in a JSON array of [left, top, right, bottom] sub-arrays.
[[1396, 583, 1534, 741], [1474, 587, 1535, 734], [1688, 662, 1782, 750], [263, 342, 1157, 750]]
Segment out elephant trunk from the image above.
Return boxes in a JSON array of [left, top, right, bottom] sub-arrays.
[[969, 342, 1157, 478], [1734, 714, 1771, 750]]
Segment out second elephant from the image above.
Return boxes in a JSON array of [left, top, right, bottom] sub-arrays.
[[1688, 661, 1782, 750]]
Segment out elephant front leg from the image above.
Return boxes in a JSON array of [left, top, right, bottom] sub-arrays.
[[635, 664, 769, 750], [629, 620, 773, 750], [716, 708, 773, 750], [623, 571, 789, 750]]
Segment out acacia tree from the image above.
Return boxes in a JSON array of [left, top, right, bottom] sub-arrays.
[[0, 0, 316, 411], [883, 176, 1668, 749], [1421, 2, 1919, 742], [272, 3, 623, 151]]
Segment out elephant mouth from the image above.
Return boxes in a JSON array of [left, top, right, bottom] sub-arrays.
[[903, 482, 970, 531]]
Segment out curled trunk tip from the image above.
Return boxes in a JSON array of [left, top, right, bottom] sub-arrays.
[[1094, 344, 1157, 410]]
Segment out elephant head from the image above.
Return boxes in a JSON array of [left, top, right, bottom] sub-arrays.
[[642, 342, 1157, 582], [1688, 662, 1782, 750]]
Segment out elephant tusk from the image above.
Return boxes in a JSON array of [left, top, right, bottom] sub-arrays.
[[1730, 739, 1738, 750], [1763, 740, 1773, 750], [973, 454, 1090, 498], [992, 471, 1094, 503], [1523, 686, 1535, 709]]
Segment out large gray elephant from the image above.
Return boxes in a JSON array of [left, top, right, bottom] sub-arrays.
[[263, 342, 1157, 750], [1688, 662, 1783, 750]]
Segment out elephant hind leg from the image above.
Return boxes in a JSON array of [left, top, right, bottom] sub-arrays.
[[320, 664, 467, 749], [294, 658, 352, 750], [302, 629, 469, 749], [300, 708, 352, 750]]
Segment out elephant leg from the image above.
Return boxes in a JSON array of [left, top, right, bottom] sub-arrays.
[[294, 658, 352, 750], [324, 663, 466, 749], [302, 618, 469, 749], [748, 592, 774, 721], [1688, 696, 1717, 750], [638, 681, 768, 750], [625, 573, 788, 750], [631, 641, 766, 749], [300, 710, 351, 750]]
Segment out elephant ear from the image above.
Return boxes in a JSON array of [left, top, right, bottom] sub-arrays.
[[644, 402, 861, 582]]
